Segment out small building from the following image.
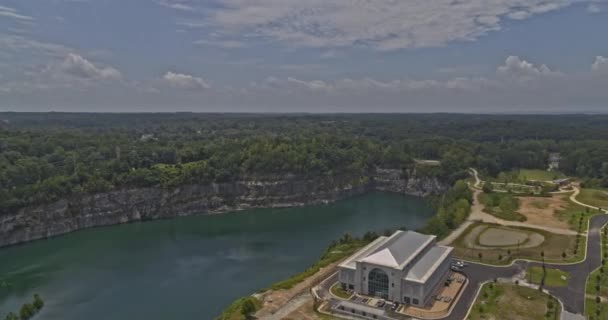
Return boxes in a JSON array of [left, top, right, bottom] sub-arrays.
[[552, 178, 570, 187], [548, 153, 561, 171], [338, 230, 453, 307]]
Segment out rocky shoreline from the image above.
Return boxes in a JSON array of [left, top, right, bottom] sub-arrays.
[[0, 169, 447, 248]]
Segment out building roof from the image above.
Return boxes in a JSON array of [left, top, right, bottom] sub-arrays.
[[339, 235, 390, 270], [405, 245, 453, 283], [339, 230, 436, 270], [361, 248, 400, 268], [382, 231, 435, 268]]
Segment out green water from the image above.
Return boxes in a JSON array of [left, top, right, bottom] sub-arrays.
[[0, 192, 434, 319]]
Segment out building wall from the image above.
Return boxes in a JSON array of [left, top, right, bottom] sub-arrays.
[[400, 281, 425, 305], [338, 267, 356, 290], [400, 252, 452, 306], [420, 251, 453, 305], [356, 261, 406, 302]]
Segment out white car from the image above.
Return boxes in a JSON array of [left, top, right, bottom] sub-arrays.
[[452, 260, 466, 268]]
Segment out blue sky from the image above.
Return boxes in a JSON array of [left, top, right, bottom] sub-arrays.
[[1, 0, 607, 112]]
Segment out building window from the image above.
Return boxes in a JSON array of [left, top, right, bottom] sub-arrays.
[[391, 283, 394, 288], [413, 298, 419, 305], [349, 284, 354, 290], [367, 268, 389, 299], [404, 296, 410, 304]]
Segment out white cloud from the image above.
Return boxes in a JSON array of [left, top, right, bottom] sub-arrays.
[[592, 56, 608, 72], [497, 56, 560, 81], [0, 34, 69, 57], [52, 53, 122, 80], [0, 5, 34, 21], [193, 39, 246, 48], [163, 71, 210, 90], [157, 0, 194, 12], [204, 0, 587, 50], [587, 2, 607, 13]]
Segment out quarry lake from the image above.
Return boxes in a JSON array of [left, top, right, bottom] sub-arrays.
[[0, 192, 434, 320]]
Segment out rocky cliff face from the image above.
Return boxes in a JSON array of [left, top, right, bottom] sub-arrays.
[[0, 169, 447, 248]]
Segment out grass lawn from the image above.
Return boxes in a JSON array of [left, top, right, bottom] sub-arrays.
[[479, 192, 527, 222], [452, 223, 585, 265], [330, 283, 352, 299], [518, 169, 565, 182], [526, 266, 569, 287], [578, 189, 608, 209], [586, 298, 608, 320], [467, 283, 560, 320]]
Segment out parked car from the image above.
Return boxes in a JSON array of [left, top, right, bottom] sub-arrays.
[[450, 265, 462, 272], [452, 260, 466, 268]]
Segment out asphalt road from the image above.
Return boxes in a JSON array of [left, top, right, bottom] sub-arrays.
[[448, 213, 608, 319], [529, 213, 608, 314]]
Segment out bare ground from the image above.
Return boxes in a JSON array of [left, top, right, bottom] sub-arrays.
[[255, 260, 341, 318], [516, 196, 571, 230]]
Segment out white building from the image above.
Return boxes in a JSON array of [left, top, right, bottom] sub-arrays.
[[338, 230, 453, 307]]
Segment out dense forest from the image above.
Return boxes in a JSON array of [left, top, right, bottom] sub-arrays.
[[1, 113, 607, 214]]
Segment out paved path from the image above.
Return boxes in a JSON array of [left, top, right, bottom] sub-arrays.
[[570, 186, 608, 213], [440, 168, 577, 246]]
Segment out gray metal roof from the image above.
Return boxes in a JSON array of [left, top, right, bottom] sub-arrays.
[[405, 245, 452, 283], [343, 230, 436, 270], [384, 231, 434, 267], [339, 235, 391, 270]]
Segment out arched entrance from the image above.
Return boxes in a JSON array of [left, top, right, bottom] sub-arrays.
[[367, 268, 389, 299]]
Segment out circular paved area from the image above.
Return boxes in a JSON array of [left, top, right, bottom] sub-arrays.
[[464, 225, 544, 249], [479, 227, 528, 246]]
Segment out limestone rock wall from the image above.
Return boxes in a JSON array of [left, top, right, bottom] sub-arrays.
[[0, 169, 447, 248]]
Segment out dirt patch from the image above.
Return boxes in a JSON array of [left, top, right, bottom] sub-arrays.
[[463, 225, 544, 250], [281, 299, 326, 320], [255, 260, 340, 318], [516, 196, 570, 230], [479, 228, 529, 247], [454, 223, 580, 265]]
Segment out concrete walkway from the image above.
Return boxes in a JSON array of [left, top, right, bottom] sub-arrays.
[[570, 186, 608, 213]]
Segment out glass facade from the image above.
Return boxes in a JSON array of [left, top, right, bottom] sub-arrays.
[[367, 268, 389, 299]]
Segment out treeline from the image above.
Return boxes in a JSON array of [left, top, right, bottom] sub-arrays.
[[421, 180, 473, 239], [1, 113, 607, 213]]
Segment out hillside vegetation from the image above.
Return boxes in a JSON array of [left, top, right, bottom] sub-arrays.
[[1, 113, 608, 214]]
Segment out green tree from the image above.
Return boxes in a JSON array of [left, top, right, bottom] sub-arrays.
[[240, 299, 256, 318], [32, 294, 44, 311], [19, 303, 34, 320]]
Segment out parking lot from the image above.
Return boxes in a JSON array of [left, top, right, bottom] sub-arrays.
[[398, 272, 467, 319]]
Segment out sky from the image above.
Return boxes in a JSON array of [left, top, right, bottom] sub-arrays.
[[0, 0, 608, 113]]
